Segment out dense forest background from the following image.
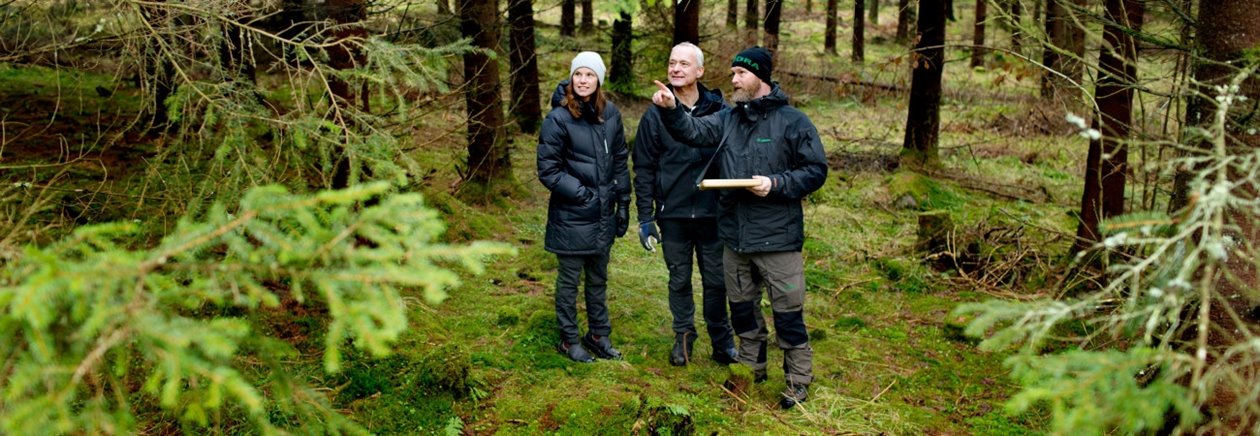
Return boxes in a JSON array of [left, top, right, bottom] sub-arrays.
[[1, 0, 1259, 433]]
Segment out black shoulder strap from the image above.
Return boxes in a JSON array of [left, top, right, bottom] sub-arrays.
[[692, 116, 736, 188]]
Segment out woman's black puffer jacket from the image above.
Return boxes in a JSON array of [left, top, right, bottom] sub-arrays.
[[537, 80, 631, 255]]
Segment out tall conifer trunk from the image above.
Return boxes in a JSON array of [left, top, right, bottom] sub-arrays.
[[461, 0, 510, 183], [611, 10, 634, 89], [824, 0, 838, 55], [895, 0, 913, 42], [580, 0, 594, 34], [561, 0, 576, 37], [509, 0, 541, 133], [764, 0, 782, 55], [1073, 0, 1144, 253], [970, 0, 986, 68], [744, 0, 759, 45], [674, 0, 701, 45], [901, 0, 945, 167], [852, 0, 865, 63]]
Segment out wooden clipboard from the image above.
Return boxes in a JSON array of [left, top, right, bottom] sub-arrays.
[[698, 178, 760, 190]]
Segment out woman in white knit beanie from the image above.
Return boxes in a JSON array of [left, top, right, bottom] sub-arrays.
[[536, 51, 631, 363]]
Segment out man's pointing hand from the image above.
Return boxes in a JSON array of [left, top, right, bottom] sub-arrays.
[[651, 80, 676, 109]]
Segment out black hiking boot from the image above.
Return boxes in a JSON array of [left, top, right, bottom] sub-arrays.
[[670, 333, 695, 366], [582, 333, 622, 360], [712, 345, 739, 365], [779, 383, 809, 409], [557, 341, 594, 363]]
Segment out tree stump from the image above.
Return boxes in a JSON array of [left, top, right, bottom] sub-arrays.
[[917, 210, 953, 270]]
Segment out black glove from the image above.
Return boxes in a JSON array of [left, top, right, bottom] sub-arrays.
[[638, 221, 661, 251], [615, 203, 630, 237]]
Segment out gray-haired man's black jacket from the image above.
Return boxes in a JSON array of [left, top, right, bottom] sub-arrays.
[[658, 84, 829, 254], [632, 83, 728, 223]]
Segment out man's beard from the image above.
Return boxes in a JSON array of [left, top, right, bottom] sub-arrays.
[[731, 87, 752, 104]]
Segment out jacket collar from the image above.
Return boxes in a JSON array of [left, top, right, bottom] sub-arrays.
[[693, 83, 725, 115], [733, 82, 788, 121], [550, 80, 570, 108]]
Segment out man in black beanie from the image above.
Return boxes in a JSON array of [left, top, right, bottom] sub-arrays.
[[648, 46, 829, 409]]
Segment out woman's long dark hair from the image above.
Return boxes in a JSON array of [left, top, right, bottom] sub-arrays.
[[564, 80, 606, 123]]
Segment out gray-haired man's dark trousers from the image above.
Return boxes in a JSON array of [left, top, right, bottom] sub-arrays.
[[659, 218, 736, 352]]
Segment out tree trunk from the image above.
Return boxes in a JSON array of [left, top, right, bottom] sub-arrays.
[[611, 10, 634, 89], [580, 0, 594, 34], [869, 0, 879, 25], [901, 0, 945, 168], [561, 0, 575, 37], [1172, 2, 1260, 211], [1007, 0, 1023, 56], [139, 1, 176, 130], [824, 0, 838, 55], [437, 0, 451, 14], [326, 0, 367, 111], [764, 0, 782, 56], [970, 0, 986, 68], [1170, 3, 1260, 428], [806, 0, 812, 15], [744, 0, 759, 45], [1168, 0, 1202, 213], [460, 0, 510, 183], [727, 0, 738, 29], [508, 0, 541, 133], [1073, 0, 1144, 254], [1040, 0, 1086, 106], [1040, 0, 1060, 99], [852, 0, 865, 63], [674, 0, 701, 45], [895, 0, 913, 43]]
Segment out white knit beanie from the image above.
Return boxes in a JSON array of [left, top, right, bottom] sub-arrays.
[[569, 51, 607, 85]]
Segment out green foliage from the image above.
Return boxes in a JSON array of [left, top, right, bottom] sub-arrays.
[[634, 397, 693, 435], [0, 182, 514, 434], [443, 416, 464, 436], [955, 299, 1082, 353], [957, 69, 1260, 433], [1004, 348, 1198, 434]]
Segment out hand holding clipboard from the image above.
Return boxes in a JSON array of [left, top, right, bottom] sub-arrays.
[[698, 179, 760, 190]]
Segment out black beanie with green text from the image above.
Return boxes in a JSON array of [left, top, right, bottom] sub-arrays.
[[731, 46, 772, 84]]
